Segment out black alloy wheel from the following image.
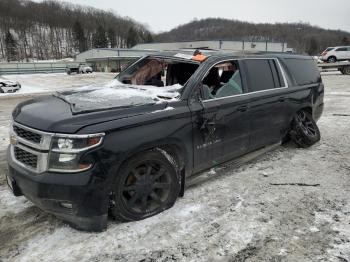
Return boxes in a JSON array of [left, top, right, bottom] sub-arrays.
[[111, 150, 180, 221], [290, 110, 321, 148], [296, 111, 317, 137]]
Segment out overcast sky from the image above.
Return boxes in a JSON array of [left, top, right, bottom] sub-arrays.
[[35, 0, 350, 33]]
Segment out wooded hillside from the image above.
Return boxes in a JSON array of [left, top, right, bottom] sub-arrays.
[[0, 0, 153, 62], [2, 1, 350, 62], [155, 18, 350, 55]]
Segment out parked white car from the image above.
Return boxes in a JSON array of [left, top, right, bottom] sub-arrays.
[[321, 46, 350, 63], [78, 64, 93, 74], [0, 78, 21, 93]]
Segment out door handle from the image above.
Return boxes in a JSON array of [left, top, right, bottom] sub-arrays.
[[237, 105, 248, 112], [278, 97, 285, 102]]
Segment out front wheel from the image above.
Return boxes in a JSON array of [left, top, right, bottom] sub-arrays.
[[290, 111, 321, 148], [110, 150, 180, 222], [327, 56, 337, 63]]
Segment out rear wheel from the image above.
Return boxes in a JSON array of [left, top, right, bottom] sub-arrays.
[[290, 111, 320, 148], [110, 150, 180, 222]]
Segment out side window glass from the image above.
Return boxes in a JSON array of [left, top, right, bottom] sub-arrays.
[[336, 48, 347, 52], [284, 58, 320, 85], [201, 61, 243, 100], [244, 59, 275, 92]]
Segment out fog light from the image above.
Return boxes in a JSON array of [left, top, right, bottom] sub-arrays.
[[58, 153, 76, 162]]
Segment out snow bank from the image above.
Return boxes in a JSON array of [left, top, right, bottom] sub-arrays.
[[0, 73, 114, 97]]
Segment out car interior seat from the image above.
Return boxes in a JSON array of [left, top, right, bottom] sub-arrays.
[[216, 71, 243, 98]]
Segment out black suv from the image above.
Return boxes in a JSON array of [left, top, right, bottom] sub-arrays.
[[6, 51, 324, 231]]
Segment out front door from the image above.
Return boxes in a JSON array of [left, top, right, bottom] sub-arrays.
[[189, 60, 250, 173]]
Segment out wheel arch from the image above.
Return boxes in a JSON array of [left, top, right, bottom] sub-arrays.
[[115, 139, 189, 197], [327, 55, 337, 62], [294, 106, 313, 121], [299, 106, 312, 115]]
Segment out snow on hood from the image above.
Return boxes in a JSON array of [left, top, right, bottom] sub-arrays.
[[55, 83, 182, 114], [0, 78, 18, 85]]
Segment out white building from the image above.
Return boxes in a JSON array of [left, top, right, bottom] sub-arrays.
[[75, 48, 158, 72], [133, 40, 293, 53], [75, 41, 294, 72]]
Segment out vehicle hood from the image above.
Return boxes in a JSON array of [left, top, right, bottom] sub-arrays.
[[0, 79, 19, 86], [55, 83, 181, 114], [12, 83, 181, 133]]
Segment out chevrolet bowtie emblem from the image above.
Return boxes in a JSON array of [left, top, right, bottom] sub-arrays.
[[10, 134, 18, 145]]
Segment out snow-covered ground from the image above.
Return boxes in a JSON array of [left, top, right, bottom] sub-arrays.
[[0, 73, 115, 96], [0, 72, 349, 261]]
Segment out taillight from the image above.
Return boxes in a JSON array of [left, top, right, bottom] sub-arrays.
[[322, 52, 327, 56]]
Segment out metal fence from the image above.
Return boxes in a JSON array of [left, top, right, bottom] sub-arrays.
[[0, 62, 80, 75]]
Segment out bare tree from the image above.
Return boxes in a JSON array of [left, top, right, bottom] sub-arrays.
[[0, 0, 153, 61]]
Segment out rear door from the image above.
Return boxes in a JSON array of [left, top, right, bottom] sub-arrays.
[[241, 58, 289, 150], [335, 47, 348, 60]]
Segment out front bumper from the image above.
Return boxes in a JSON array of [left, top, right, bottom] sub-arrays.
[[6, 146, 108, 232], [2, 85, 20, 93]]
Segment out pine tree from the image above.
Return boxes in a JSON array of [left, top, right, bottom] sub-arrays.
[[5, 31, 18, 62], [126, 26, 138, 48], [72, 20, 87, 52], [92, 25, 108, 48]]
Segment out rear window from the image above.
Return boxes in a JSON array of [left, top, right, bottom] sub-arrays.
[[283, 58, 320, 85], [325, 47, 334, 51], [244, 59, 276, 92]]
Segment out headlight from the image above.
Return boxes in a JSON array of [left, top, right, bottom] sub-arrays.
[[48, 133, 104, 172]]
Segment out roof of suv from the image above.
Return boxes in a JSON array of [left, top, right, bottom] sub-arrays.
[[150, 50, 311, 62]]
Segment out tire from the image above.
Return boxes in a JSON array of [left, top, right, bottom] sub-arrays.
[[0, 88, 4, 93], [290, 110, 321, 148], [327, 56, 337, 63], [110, 150, 180, 222], [342, 66, 350, 75]]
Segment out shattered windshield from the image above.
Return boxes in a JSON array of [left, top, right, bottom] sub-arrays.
[[116, 57, 200, 88], [55, 56, 200, 114]]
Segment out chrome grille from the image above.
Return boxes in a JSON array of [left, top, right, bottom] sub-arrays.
[[13, 125, 42, 144], [14, 147, 38, 169]]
